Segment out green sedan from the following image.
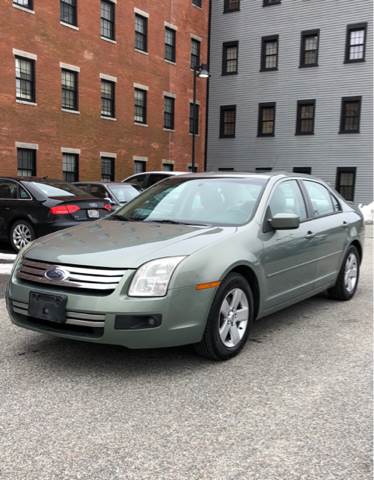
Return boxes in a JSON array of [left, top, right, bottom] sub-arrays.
[[6, 173, 364, 360]]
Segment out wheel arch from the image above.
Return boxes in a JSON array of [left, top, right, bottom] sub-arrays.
[[350, 240, 362, 263], [228, 264, 260, 320]]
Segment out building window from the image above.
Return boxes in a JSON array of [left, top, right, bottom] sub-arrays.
[[61, 69, 78, 111], [13, 0, 33, 10], [335, 167, 356, 201], [60, 0, 77, 26], [192, 0, 202, 6], [293, 167, 312, 174], [300, 30, 319, 67], [165, 27, 176, 63], [101, 80, 115, 118], [135, 14, 148, 52], [220, 105, 236, 138], [296, 100, 316, 135], [263, 0, 281, 6], [15, 57, 35, 103], [164, 96, 175, 130], [345, 23, 367, 63], [191, 38, 201, 69], [258, 103, 276, 137], [189, 103, 200, 135], [17, 148, 36, 176], [134, 88, 147, 124], [101, 157, 115, 181], [62, 153, 79, 182], [163, 163, 174, 172], [261, 35, 279, 71], [134, 160, 146, 173], [222, 41, 239, 75], [224, 0, 240, 13], [340, 96, 362, 134], [101, 0, 115, 40]]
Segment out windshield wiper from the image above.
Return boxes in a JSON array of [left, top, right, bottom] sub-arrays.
[[110, 214, 139, 222], [145, 219, 211, 226]]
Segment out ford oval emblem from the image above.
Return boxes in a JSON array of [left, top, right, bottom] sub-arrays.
[[45, 267, 68, 282]]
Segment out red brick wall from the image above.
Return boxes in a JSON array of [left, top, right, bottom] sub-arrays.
[[0, 0, 209, 180]]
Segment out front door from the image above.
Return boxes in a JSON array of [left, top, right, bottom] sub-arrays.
[[260, 179, 318, 311]]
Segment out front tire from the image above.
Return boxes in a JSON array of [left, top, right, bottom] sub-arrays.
[[10, 220, 35, 252], [194, 273, 254, 361], [327, 245, 360, 301]]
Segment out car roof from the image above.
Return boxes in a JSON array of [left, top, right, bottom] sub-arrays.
[[168, 171, 314, 180], [74, 182, 134, 186], [0, 177, 68, 182]]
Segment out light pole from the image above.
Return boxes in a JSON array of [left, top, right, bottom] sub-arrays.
[[192, 64, 209, 173]]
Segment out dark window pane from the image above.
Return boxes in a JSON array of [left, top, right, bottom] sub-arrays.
[[223, 42, 239, 74], [60, 0, 77, 26], [296, 100, 315, 135], [101, 157, 115, 181], [61, 69, 78, 110], [13, 0, 33, 9], [258, 103, 276, 136], [17, 148, 36, 176], [101, 0, 115, 40], [134, 88, 147, 124], [15, 57, 35, 102], [165, 27, 176, 62], [220, 105, 236, 138], [300, 30, 319, 67], [101, 80, 115, 117], [191, 39, 201, 69], [224, 0, 240, 12], [135, 14, 148, 52], [189, 103, 200, 134], [164, 96, 175, 130], [134, 161, 146, 174], [340, 97, 361, 133], [62, 153, 79, 182]]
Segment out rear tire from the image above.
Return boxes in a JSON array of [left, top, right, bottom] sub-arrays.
[[194, 273, 254, 361], [327, 245, 360, 301], [10, 220, 35, 252]]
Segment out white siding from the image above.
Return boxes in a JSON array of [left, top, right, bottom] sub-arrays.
[[207, 0, 373, 204]]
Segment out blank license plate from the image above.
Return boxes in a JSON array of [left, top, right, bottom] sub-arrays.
[[29, 292, 67, 324], [87, 209, 100, 219]]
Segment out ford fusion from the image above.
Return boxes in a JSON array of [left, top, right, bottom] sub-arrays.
[[6, 173, 364, 360]]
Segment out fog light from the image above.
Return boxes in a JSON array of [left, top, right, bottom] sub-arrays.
[[114, 315, 162, 330]]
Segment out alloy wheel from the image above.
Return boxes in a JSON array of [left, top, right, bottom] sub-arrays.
[[344, 252, 358, 294], [12, 224, 32, 250], [219, 288, 249, 348]]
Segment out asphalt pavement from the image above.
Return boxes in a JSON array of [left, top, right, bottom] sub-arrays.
[[0, 238, 372, 480]]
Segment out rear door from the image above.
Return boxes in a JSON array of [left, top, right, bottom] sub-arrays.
[[301, 180, 347, 290], [0, 180, 35, 238], [260, 179, 318, 310]]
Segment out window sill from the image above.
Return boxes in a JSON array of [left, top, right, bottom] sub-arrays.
[[134, 122, 148, 127], [163, 128, 175, 132], [189, 133, 200, 137], [135, 48, 149, 56], [164, 59, 176, 66], [260, 67, 278, 72], [222, 71, 239, 76], [257, 134, 275, 138], [16, 99, 37, 106], [295, 132, 315, 136], [12, 4, 35, 14], [344, 58, 366, 64], [61, 108, 80, 115], [101, 116, 117, 121], [192, 3, 203, 9], [223, 8, 240, 13], [101, 36, 117, 44], [299, 63, 319, 68], [339, 130, 360, 134], [60, 21, 79, 31], [219, 135, 235, 139]]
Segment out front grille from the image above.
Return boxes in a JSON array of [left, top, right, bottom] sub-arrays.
[[11, 300, 106, 328], [17, 258, 128, 292]]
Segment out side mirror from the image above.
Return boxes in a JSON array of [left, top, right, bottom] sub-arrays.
[[269, 213, 300, 230], [104, 197, 115, 205]]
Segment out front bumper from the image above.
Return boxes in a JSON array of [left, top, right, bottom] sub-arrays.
[[6, 272, 214, 349]]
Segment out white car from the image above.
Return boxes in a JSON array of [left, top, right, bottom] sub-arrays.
[[122, 171, 185, 191]]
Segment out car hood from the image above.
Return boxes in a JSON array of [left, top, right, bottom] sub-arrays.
[[24, 219, 235, 268]]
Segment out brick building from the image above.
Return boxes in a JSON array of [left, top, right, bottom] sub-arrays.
[[0, 0, 209, 181]]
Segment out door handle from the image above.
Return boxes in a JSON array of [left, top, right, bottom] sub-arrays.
[[342, 221, 349, 228], [304, 231, 315, 239]]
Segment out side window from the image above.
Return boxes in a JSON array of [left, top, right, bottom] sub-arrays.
[[19, 186, 31, 199], [0, 181, 18, 199], [269, 180, 307, 220], [148, 174, 168, 187], [303, 181, 335, 217], [88, 185, 108, 199]]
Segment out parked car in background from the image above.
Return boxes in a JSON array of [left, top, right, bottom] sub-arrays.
[[7, 172, 364, 360], [0, 178, 112, 251], [122, 171, 185, 191], [74, 182, 140, 209]]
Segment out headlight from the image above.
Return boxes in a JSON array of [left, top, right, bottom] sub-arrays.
[[128, 256, 185, 297]]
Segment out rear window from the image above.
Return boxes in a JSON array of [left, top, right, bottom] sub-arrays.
[[24, 181, 91, 198], [109, 185, 139, 203]]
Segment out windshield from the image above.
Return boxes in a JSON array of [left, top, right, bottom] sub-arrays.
[[25, 182, 91, 198], [111, 177, 267, 226], [109, 184, 139, 203]]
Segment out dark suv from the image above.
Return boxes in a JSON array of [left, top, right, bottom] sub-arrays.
[[0, 178, 112, 251]]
